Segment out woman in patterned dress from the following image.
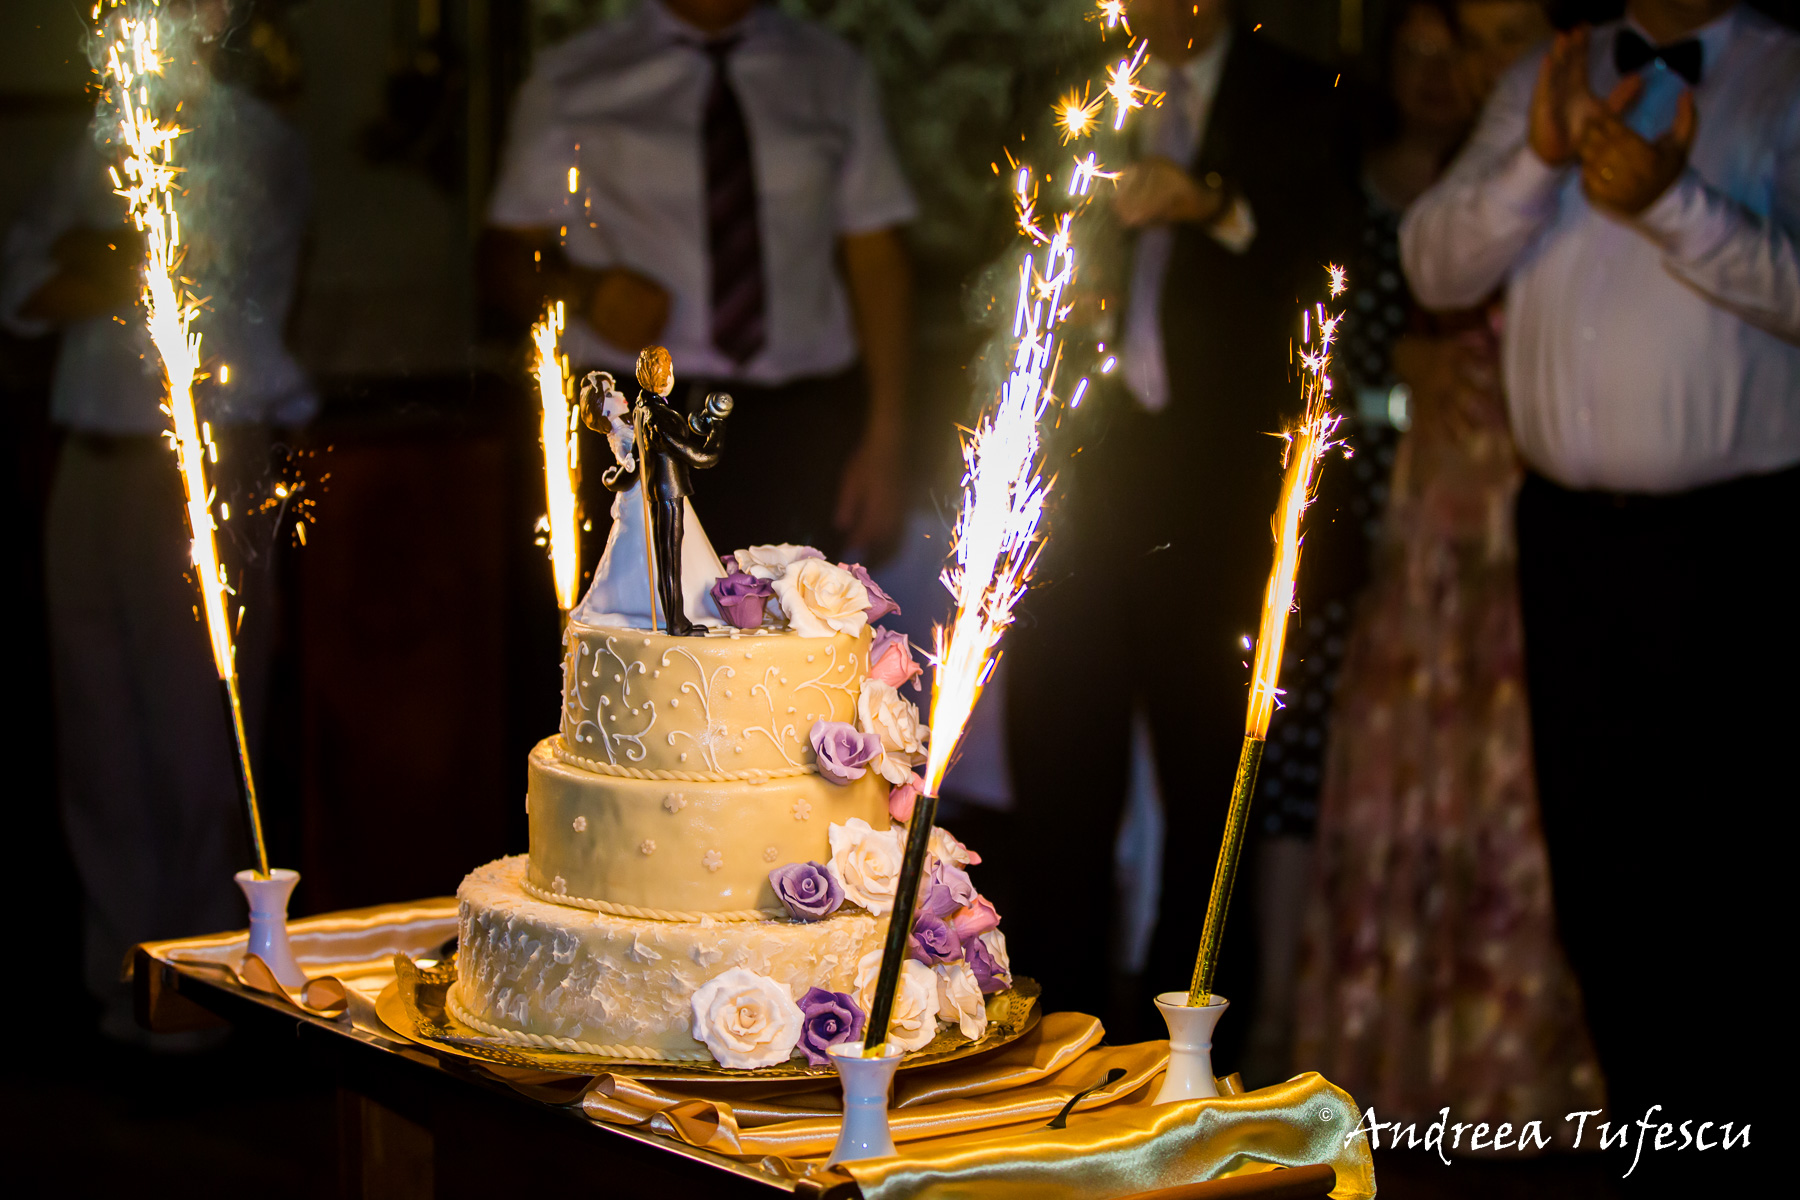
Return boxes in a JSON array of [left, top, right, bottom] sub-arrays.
[[1288, 0, 1606, 1130]]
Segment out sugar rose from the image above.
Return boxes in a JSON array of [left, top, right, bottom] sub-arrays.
[[689, 967, 804, 1068], [887, 959, 940, 1051], [928, 825, 981, 867], [857, 680, 929, 785], [732, 543, 824, 580], [851, 950, 938, 1052], [827, 818, 903, 915], [771, 558, 872, 638], [935, 960, 988, 1042]]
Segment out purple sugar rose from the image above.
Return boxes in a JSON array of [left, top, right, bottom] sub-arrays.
[[916, 858, 977, 919], [796, 987, 867, 1066], [908, 911, 963, 965], [810, 720, 883, 785], [711, 570, 775, 629], [770, 860, 843, 921], [966, 932, 1011, 994], [844, 563, 901, 621]]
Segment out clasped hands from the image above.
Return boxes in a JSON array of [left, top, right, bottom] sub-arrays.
[[1112, 156, 1229, 228], [1531, 26, 1697, 216]]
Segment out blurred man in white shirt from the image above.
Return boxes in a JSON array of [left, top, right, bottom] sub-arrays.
[[481, 0, 916, 560], [1402, 0, 1795, 1157], [0, 2, 313, 1043]]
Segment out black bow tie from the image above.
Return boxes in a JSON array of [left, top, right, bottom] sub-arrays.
[[1614, 28, 1704, 85]]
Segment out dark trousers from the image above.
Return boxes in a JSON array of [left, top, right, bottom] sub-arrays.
[[1517, 467, 1792, 1184], [1005, 403, 1279, 1059], [677, 365, 865, 561]]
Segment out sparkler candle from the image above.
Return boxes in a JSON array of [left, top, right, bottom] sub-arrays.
[[1186, 266, 1349, 1008], [532, 301, 582, 613], [103, 6, 269, 878]]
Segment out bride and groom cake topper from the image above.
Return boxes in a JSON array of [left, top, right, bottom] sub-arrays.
[[576, 346, 734, 636]]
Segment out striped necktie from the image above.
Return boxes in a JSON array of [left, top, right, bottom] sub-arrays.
[[701, 37, 767, 365]]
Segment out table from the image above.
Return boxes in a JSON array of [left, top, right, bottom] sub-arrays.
[[135, 940, 1346, 1199]]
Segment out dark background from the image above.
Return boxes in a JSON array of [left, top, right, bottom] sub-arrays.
[[3, 1, 1791, 1195]]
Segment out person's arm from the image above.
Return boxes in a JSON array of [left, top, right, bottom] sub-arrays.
[[835, 226, 910, 559], [478, 226, 670, 351], [1400, 46, 1567, 310], [1626, 102, 1800, 345]]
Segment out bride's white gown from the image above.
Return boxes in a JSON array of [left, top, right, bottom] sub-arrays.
[[571, 484, 726, 629]]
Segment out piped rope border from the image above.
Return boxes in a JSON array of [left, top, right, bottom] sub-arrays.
[[448, 985, 713, 1060], [552, 741, 814, 783], [521, 875, 783, 923]]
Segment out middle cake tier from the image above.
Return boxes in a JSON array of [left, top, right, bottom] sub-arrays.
[[527, 736, 891, 917]]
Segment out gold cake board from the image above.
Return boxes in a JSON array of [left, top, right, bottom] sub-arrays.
[[377, 953, 1042, 1080]]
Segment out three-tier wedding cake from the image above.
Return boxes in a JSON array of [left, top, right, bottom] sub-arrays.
[[450, 359, 1010, 1069]]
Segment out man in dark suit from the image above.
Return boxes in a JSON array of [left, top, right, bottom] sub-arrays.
[[1004, 0, 1355, 1058]]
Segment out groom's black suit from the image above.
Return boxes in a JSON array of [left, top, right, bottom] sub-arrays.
[[1003, 27, 1356, 1056]]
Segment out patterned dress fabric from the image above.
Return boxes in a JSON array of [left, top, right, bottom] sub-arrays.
[[1290, 210, 1605, 1124]]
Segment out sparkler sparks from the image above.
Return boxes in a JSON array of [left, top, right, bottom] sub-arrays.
[[1104, 42, 1158, 130], [103, 4, 270, 877], [1055, 86, 1104, 143], [532, 301, 582, 612]]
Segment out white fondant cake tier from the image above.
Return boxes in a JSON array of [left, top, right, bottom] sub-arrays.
[[454, 856, 886, 1058], [559, 622, 868, 778], [526, 736, 890, 916]]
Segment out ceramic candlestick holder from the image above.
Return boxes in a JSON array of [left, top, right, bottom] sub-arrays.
[[235, 868, 306, 989], [826, 1040, 904, 1163], [1153, 991, 1230, 1103]]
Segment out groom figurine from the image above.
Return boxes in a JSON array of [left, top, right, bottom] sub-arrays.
[[583, 346, 731, 636]]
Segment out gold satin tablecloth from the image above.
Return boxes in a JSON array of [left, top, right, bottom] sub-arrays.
[[140, 899, 1374, 1199]]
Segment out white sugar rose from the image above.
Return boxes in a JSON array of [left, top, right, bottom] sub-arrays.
[[849, 951, 938, 1053], [689, 967, 804, 1068], [858, 680, 929, 785], [935, 960, 989, 1042], [928, 825, 979, 869], [853, 947, 884, 1014], [827, 818, 903, 914], [889, 959, 941, 1052], [770, 558, 871, 638], [733, 543, 822, 580]]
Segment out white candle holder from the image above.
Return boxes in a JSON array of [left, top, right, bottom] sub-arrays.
[[826, 1040, 904, 1164], [1153, 991, 1230, 1103], [235, 868, 306, 989]]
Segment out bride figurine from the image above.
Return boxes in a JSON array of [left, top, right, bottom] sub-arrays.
[[571, 350, 731, 633]]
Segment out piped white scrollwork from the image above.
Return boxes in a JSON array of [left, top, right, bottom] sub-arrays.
[[661, 647, 736, 773], [564, 635, 656, 766]]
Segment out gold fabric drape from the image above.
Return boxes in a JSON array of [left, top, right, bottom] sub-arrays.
[[140, 899, 1373, 1198]]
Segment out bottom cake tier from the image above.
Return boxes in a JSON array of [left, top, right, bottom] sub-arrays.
[[453, 855, 886, 1059]]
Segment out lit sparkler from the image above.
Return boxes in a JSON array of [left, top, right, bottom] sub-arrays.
[[864, 21, 1127, 1057], [1187, 267, 1349, 1007], [103, 5, 270, 876], [532, 301, 582, 613]]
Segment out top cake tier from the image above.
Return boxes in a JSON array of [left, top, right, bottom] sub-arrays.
[[560, 621, 868, 778]]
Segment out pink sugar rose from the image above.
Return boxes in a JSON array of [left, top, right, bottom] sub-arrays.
[[950, 896, 1000, 940], [868, 627, 924, 692], [888, 771, 926, 822]]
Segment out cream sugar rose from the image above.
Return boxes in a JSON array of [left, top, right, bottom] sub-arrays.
[[452, 543, 1013, 1068]]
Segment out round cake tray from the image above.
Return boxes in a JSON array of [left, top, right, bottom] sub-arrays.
[[374, 956, 1040, 1080]]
